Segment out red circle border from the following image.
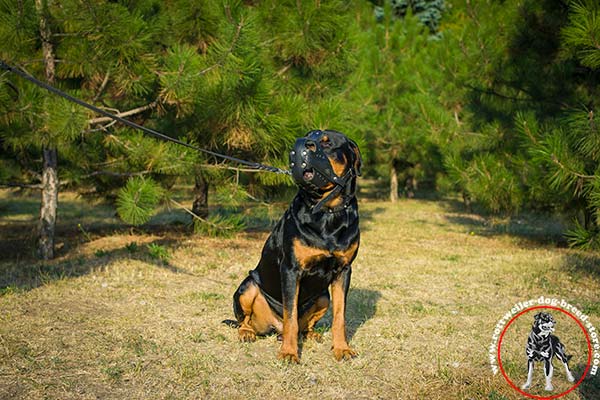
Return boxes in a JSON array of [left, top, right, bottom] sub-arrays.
[[497, 305, 592, 400]]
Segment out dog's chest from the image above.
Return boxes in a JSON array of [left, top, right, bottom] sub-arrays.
[[528, 332, 553, 360], [292, 238, 358, 272]]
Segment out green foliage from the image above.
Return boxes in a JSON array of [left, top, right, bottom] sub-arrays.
[[147, 243, 170, 263], [116, 177, 164, 226], [193, 213, 245, 237], [561, 0, 600, 69], [565, 220, 600, 250], [125, 242, 139, 253], [4, 0, 600, 251], [346, 1, 448, 193], [436, 0, 600, 248], [0, 0, 37, 59], [464, 155, 524, 214], [375, 0, 445, 34], [259, 0, 354, 84]]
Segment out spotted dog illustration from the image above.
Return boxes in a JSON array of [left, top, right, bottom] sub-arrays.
[[231, 129, 362, 363], [521, 312, 576, 391]]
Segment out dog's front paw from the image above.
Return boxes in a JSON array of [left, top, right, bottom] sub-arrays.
[[567, 373, 576, 383], [238, 327, 256, 342], [277, 349, 300, 364], [521, 382, 531, 390], [332, 346, 357, 361], [545, 383, 554, 391]]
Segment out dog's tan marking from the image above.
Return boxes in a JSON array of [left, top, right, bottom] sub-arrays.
[[299, 295, 329, 342], [335, 241, 359, 266], [329, 153, 347, 177], [324, 193, 343, 208], [293, 239, 359, 270], [236, 280, 282, 342], [293, 239, 329, 270], [331, 275, 357, 361], [279, 283, 300, 363], [351, 144, 361, 173]]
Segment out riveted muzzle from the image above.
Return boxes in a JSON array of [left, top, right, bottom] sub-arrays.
[[289, 130, 338, 191]]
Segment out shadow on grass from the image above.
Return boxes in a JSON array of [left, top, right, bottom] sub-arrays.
[[359, 207, 386, 232], [573, 362, 600, 400], [346, 288, 381, 340], [0, 237, 192, 295], [440, 199, 569, 248], [315, 288, 381, 342], [563, 253, 600, 281]]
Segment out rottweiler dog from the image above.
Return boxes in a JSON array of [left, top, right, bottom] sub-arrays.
[[232, 129, 362, 363], [521, 312, 576, 391]]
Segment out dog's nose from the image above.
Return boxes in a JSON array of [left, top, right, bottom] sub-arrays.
[[305, 140, 317, 152]]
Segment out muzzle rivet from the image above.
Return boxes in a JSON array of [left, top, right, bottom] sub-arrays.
[[301, 162, 306, 168], [291, 151, 295, 155], [302, 151, 307, 156], [290, 162, 295, 167]]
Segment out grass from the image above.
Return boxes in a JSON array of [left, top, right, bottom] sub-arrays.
[[1, 188, 600, 399]]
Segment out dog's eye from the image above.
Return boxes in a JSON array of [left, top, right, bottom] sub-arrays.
[[320, 137, 332, 149]]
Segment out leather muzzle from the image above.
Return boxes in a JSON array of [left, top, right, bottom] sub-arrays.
[[289, 131, 337, 192]]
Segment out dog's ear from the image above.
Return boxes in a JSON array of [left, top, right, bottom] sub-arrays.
[[534, 312, 542, 321], [348, 139, 362, 176]]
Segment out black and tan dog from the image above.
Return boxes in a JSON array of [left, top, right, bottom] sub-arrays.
[[231, 129, 362, 363], [521, 312, 576, 391]]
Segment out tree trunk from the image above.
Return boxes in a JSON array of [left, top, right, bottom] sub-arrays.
[[36, 0, 59, 259], [192, 173, 209, 219], [38, 148, 58, 259], [462, 191, 472, 213], [389, 164, 398, 203]]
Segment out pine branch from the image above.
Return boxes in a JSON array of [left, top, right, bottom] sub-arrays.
[[549, 154, 595, 180], [84, 119, 118, 133], [92, 70, 111, 102], [83, 170, 148, 178], [88, 101, 158, 124], [197, 18, 244, 76], [462, 83, 564, 107], [169, 198, 231, 231], [59, 170, 149, 187]]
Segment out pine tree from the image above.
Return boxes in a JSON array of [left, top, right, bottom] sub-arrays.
[[345, 1, 448, 201], [374, 0, 445, 35], [0, 0, 198, 257], [1, 1, 361, 249], [435, 0, 600, 248], [523, 0, 600, 248]]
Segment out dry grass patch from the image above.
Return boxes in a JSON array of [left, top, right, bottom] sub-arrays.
[[1, 195, 599, 399]]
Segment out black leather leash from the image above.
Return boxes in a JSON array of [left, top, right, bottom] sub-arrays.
[[0, 60, 291, 176]]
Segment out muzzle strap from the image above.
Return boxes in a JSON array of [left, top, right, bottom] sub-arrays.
[[310, 167, 355, 214]]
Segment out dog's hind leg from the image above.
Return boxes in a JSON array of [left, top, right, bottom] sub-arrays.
[[522, 360, 534, 390], [562, 361, 575, 383], [544, 359, 554, 391], [554, 342, 575, 383], [299, 294, 330, 343], [233, 276, 282, 342]]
